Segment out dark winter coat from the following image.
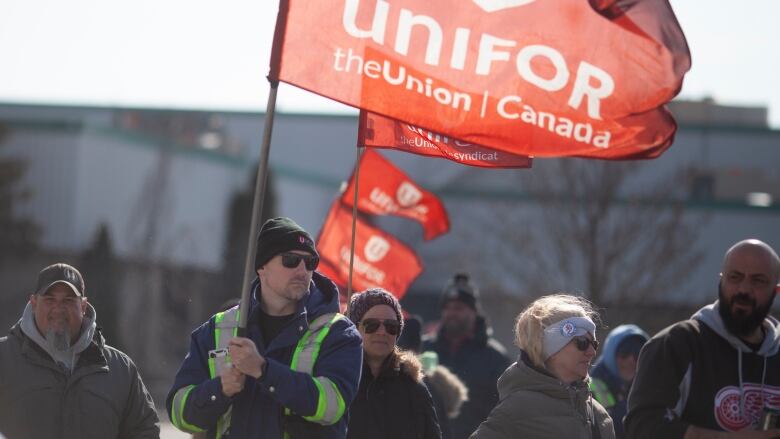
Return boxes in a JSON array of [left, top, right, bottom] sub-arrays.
[[0, 314, 159, 439], [470, 352, 615, 439], [347, 351, 442, 439], [166, 273, 363, 439], [423, 316, 511, 439]]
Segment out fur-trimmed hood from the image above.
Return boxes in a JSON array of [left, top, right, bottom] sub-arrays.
[[426, 364, 468, 419]]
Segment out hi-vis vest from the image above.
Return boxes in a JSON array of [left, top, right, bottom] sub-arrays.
[[589, 378, 616, 409], [170, 307, 347, 439]]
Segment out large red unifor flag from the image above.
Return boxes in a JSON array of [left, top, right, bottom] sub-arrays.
[[270, 0, 690, 159], [358, 111, 532, 168], [341, 149, 450, 240], [317, 202, 423, 299]]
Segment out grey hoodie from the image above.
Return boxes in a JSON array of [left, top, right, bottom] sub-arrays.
[[693, 301, 780, 357], [19, 301, 97, 372]]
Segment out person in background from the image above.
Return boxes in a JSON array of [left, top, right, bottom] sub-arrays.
[[399, 314, 469, 439], [422, 273, 510, 439], [589, 324, 649, 438], [470, 294, 615, 439], [625, 239, 780, 439], [0, 263, 159, 438], [346, 288, 442, 439]]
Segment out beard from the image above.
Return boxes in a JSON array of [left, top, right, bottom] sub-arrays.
[[442, 317, 472, 338], [45, 327, 72, 352], [718, 283, 775, 338]]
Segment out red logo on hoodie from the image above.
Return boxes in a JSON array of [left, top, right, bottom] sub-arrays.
[[714, 384, 780, 431]]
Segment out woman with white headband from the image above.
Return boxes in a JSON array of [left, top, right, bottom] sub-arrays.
[[470, 294, 615, 439]]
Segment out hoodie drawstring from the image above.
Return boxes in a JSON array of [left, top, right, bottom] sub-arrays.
[[738, 350, 745, 421], [760, 355, 768, 415]]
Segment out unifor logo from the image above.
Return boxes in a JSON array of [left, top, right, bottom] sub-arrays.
[[714, 384, 780, 431], [364, 236, 390, 262], [560, 321, 576, 337], [473, 0, 537, 13], [396, 182, 423, 208]]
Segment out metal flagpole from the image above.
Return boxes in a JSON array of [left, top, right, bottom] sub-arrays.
[[237, 80, 279, 335], [347, 147, 364, 303]]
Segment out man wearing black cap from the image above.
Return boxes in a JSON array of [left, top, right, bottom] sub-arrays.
[[422, 273, 510, 439], [167, 217, 362, 439], [0, 263, 160, 438]]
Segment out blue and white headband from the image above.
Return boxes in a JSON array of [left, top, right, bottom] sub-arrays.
[[542, 316, 596, 360]]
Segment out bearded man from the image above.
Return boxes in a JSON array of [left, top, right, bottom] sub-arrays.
[[422, 273, 510, 439], [0, 263, 159, 438], [626, 239, 780, 439]]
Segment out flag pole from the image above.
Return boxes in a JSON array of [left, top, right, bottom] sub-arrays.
[[237, 80, 279, 334], [347, 147, 364, 302]]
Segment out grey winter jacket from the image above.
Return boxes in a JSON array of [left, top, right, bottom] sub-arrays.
[[0, 308, 159, 439], [470, 352, 615, 439]]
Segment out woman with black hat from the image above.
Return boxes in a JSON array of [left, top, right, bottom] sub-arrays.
[[346, 288, 442, 439]]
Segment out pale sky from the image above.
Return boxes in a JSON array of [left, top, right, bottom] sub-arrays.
[[1, 0, 778, 127]]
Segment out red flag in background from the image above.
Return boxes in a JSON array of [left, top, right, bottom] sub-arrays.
[[317, 203, 423, 299], [341, 149, 449, 240], [271, 0, 690, 159], [358, 111, 532, 168]]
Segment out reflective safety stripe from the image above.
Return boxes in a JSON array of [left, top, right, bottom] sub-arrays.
[[212, 308, 239, 378], [302, 376, 347, 425], [589, 378, 616, 408], [215, 407, 232, 439], [211, 307, 239, 439], [171, 385, 206, 433], [286, 313, 347, 426], [291, 313, 343, 373]]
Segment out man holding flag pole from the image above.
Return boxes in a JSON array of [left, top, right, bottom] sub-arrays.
[[167, 217, 362, 439]]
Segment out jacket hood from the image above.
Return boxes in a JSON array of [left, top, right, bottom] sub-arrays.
[[18, 301, 97, 371], [426, 364, 468, 418], [693, 301, 780, 356], [397, 350, 424, 382], [593, 324, 649, 376], [499, 351, 591, 401], [250, 271, 341, 319]]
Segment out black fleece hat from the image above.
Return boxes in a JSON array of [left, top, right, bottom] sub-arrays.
[[440, 273, 479, 311], [254, 217, 318, 270]]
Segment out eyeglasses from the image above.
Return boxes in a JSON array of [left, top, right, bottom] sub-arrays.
[[573, 336, 599, 352], [360, 318, 401, 336], [280, 252, 319, 271]]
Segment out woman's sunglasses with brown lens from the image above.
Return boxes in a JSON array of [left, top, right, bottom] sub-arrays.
[[360, 318, 401, 336]]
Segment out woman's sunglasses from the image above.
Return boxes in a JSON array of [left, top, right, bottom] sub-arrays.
[[360, 318, 401, 336], [573, 336, 599, 352], [280, 252, 319, 271]]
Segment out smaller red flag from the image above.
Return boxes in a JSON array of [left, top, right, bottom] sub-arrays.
[[359, 111, 532, 169], [317, 203, 423, 299], [341, 149, 450, 240]]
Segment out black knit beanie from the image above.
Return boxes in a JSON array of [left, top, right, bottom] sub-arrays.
[[440, 273, 479, 311], [347, 288, 405, 335], [254, 217, 318, 270]]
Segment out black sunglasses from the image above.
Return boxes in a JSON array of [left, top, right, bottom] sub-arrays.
[[360, 318, 401, 336], [573, 336, 599, 352], [280, 252, 319, 271]]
